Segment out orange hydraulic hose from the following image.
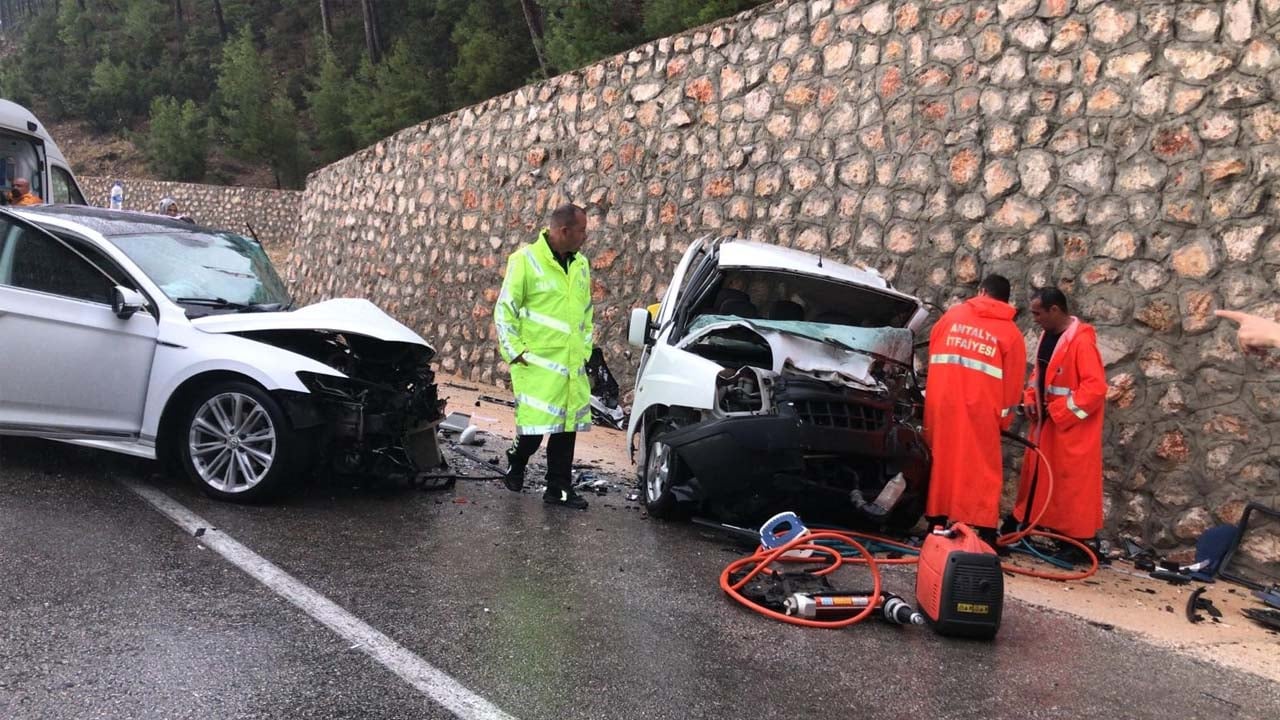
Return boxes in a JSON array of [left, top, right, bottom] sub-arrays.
[[994, 445, 1099, 581], [720, 531, 883, 628]]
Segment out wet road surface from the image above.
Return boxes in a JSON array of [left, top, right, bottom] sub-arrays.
[[2, 436, 1277, 720]]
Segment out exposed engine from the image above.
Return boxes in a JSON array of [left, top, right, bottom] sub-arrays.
[[671, 319, 930, 530], [235, 329, 447, 479]]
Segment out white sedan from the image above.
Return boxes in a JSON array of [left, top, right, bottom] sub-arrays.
[[0, 206, 445, 500]]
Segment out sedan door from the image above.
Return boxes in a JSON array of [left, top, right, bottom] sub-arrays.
[[0, 214, 157, 438]]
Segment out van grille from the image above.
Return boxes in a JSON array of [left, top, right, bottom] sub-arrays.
[[793, 399, 886, 432]]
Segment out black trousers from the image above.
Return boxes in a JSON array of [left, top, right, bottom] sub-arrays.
[[511, 432, 577, 491]]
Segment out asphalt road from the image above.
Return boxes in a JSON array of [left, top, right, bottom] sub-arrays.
[[2, 436, 1277, 720]]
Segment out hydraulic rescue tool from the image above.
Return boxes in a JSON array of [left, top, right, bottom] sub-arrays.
[[784, 592, 924, 625], [915, 522, 1004, 639]]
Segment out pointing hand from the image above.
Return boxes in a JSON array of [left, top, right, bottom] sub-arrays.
[[1215, 310, 1280, 353]]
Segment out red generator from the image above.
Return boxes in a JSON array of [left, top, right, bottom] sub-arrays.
[[915, 523, 1003, 639]]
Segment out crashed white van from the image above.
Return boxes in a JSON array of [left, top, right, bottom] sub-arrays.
[[626, 238, 932, 531], [0, 99, 86, 205]]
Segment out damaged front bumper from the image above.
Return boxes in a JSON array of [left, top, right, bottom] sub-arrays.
[[658, 378, 929, 529], [281, 369, 446, 478]]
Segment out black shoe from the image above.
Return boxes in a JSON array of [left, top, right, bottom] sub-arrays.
[[1051, 541, 1093, 566], [999, 514, 1021, 536], [977, 527, 1000, 554], [502, 448, 525, 492], [543, 487, 589, 510]]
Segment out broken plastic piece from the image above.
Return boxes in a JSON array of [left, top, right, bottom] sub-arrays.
[[1150, 570, 1192, 585], [1241, 607, 1280, 632], [479, 394, 516, 408], [441, 412, 472, 433], [1185, 587, 1222, 624]]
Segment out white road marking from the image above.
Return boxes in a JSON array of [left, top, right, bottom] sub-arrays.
[[124, 480, 518, 720]]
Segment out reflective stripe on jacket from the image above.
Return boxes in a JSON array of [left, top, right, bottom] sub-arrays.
[[494, 230, 593, 435]]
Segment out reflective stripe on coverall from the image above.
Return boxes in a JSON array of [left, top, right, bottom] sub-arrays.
[[923, 295, 1027, 529], [1014, 318, 1107, 539], [494, 229, 594, 436]]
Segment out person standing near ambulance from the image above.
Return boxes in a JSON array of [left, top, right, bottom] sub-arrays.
[[1008, 288, 1107, 548], [923, 275, 1026, 548], [494, 203, 594, 510]]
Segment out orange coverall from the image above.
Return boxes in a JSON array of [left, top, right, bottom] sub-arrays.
[[923, 295, 1027, 529], [1014, 318, 1107, 539]]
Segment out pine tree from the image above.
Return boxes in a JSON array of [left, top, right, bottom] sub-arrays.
[[541, 0, 642, 72], [448, 0, 540, 106], [216, 26, 272, 161], [146, 96, 209, 181], [306, 42, 356, 163], [265, 92, 307, 189], [88, 59, 135, 132], [643, 0, 762, 38]]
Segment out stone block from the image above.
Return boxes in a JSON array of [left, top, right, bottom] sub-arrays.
[[1180, 289, 1219, 334], [1047, 187, 1086, 224], [1086, 83, 1128, 116], [1241, 38, 1280, 76], [999, 0, 1038, 22], [1010, 19, 1050, 51], [1060, 149, 1114, 195], [861, 1, 893, 34], [1116, 156, 1168, 192], [1151, 122, 1202, 163], [1174, 5, 1221, 41], [1136, 295, 1179, 332], [1203, 151, 1249, 184], [989, 195, 1045, 230], [1212, 76, 1272, 109], [1031, 56, 1074, 87], [991, 50, 1028, 87], [1134, 75, 1171, 119], [1224, 0, 1254, 44], [1162, 45, 1235, 84], [1171, 234, 1221, 279], [1097, 228, 1138, 260], [1015, 150, 1054, 197], [1198, 112, 1240, 143], [1089, 4, 1137, 45], [1103, 49, 1152, 82], [1051, 19, 1088, 52]]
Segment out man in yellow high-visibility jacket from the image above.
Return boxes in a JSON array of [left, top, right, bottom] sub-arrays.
[[494, 203, 593, 510]]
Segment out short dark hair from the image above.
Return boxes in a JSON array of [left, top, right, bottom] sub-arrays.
[[979, 275, 1012, 302], [550, 203, 585, 229], [1032, 287, 1069, 313]]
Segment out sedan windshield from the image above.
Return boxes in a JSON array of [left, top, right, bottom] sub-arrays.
[[109, 230, 291, 309]]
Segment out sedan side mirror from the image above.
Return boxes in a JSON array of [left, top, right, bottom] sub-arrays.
[[628, 307, 654, 347], [112, 285, 147, 319]]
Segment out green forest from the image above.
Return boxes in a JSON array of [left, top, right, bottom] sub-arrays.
[[0, 0, 765, 188]]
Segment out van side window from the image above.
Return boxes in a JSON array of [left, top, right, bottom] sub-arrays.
[[51, 167, 84, 205]]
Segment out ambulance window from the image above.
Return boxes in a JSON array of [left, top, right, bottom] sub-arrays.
[[51, 167, 84, 205], [0, 131, 44, 200]]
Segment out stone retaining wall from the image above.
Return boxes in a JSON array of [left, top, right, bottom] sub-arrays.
[[285, 0, 1280, 550], [79, 176, 301, 249]]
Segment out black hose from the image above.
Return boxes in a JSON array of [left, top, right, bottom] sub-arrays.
[[1000, 430, 1037, 450]]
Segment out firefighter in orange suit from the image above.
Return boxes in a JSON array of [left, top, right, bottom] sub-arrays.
[[1009, 288, 1107, 545], [923, 275, 1027, 547]]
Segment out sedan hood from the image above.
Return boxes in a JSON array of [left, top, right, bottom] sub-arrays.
[[190, 298, 430, 348]]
